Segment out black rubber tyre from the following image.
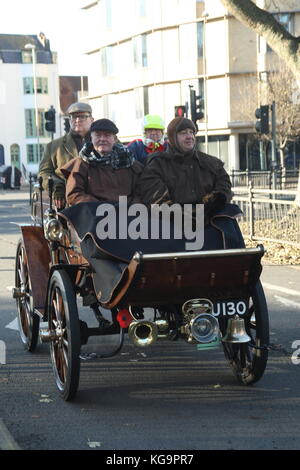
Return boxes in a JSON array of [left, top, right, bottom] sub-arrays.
[[15, 240, 40, 352], [48, 270, 81, 401], [222, 281, 269, 385]]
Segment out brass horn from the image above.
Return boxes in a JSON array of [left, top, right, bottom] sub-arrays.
[[128, 320, 158, 347], [156, 319, 170, 340], [222, 315, 251, 344]]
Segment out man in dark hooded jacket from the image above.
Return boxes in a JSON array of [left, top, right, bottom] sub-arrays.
[[138, 117, 232, 221]]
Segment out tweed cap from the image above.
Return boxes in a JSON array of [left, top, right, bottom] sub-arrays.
[[67, 102, 92, 115]]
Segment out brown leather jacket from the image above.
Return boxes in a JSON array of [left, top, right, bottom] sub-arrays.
[[138, 150, 232, 206], [61, 157, 143, 206]]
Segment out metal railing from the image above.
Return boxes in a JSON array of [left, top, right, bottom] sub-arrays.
[[232, 184, 300, 248], [230, 168, 299, 190]]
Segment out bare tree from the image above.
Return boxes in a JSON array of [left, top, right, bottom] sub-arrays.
[[219, 0, 300, 81], [219, 0, 300, 205], [264, 60, 300, 167]]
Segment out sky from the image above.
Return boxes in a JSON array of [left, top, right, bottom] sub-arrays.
[[1, 0, 90, 75]]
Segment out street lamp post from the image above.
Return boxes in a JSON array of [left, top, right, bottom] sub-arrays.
[[203, 12, 209, 154], [24, 43, 40, 163]]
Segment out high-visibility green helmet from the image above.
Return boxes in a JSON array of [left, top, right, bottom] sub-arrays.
[[143, 114, 165, 130]]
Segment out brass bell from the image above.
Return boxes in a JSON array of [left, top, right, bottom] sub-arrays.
[[222, 315, 251, 344]]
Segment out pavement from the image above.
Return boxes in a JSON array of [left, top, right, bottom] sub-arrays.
[[0, 186, 300, 450], [0, 419, 21, 450], [0, 186, 31, 201]]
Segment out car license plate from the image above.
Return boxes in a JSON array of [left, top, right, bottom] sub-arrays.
[[212, 300, 248, 317]]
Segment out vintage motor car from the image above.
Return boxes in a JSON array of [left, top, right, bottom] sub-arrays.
[[13, 178, 269, 401]]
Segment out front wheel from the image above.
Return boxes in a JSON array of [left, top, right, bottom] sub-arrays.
[[222, 281, 269, 385], [48, 270, 81, 401], [15, 240, 39, 351]]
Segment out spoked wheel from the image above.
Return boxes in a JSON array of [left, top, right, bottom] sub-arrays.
[[48, 270, 81, 401], [222, 281, 269, 385], [15, 240, 39, 351]]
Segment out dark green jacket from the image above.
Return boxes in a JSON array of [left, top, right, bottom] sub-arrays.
[[138, 150, 232, 206]]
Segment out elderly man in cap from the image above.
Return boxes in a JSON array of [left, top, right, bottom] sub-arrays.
[[138, 116, 232, 222], [38, 101, 93, 209], [61, 118, 143, 206], [61, 118, 143, 329]]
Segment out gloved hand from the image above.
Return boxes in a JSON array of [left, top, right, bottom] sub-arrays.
[[202, 191, 226, 223], [53, 183, 67, 210]]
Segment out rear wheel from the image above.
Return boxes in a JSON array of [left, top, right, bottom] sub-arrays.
[[48, 270, 81, 401], [222, 281, 269, 385], [15, 240, 39, 351]]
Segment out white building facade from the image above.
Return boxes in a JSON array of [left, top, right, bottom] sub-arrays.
[[0, 33, 60, 176], [81, 0, 300, 171]]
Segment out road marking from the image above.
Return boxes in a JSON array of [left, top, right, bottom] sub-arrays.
[[274, 295, 300, 310], [0, 419, 21, 450], [262, 282, 300, 298], [5, 318, 19, 331]]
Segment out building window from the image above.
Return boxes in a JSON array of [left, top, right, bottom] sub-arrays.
[[197, 135, 230, 168], [37, 77, 48, 94], [103, 95, 109, 117], [137, 0, 147, 17], [105, 0, 113, 29], [197, 22, 204, 58], [24, 77, 33, 94], [143, 86, 149, 115], [25, 109, 47, 138], [133, 34, 148, 68], [264, 13, 294, 52], [135, 88, 144, 119], [101, 47, 114, 76], [275, 12, 294, 33], [26, 144, 45, 164], [22, 51, 33, 64], [23, 77, 48, 94], [0, 144, 4, 166], [239, 134, 261, 170], [284, 139, 300, 170], [10, 144, 20, 169], [198, 78, 205, 115]]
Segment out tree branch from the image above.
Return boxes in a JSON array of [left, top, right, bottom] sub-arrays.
[[220, 0, 300, 80]]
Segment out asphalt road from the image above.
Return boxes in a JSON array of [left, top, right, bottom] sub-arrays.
[[0, 188, 300, 452]]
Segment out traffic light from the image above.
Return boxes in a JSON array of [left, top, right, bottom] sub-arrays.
[[45, 106, 56, 133], [174, 105, 187, 118], [255, 105, 269, 134], [64, 118, 70, 133], [190, 88, 204, 124]]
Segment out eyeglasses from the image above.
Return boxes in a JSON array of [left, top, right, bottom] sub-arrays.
[[69, 114, 91, 121]]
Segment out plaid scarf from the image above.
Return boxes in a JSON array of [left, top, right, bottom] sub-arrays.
[[80, 143, 134, 169]]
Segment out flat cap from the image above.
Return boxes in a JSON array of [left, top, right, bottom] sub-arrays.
[[67, 102, 92, 115], [90, 118, 119, 134]]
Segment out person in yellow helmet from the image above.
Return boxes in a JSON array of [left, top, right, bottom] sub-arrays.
[[127, 114, 168, 164]]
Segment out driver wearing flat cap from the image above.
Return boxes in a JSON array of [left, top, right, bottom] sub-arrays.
[[61, 118, 143, 206]]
